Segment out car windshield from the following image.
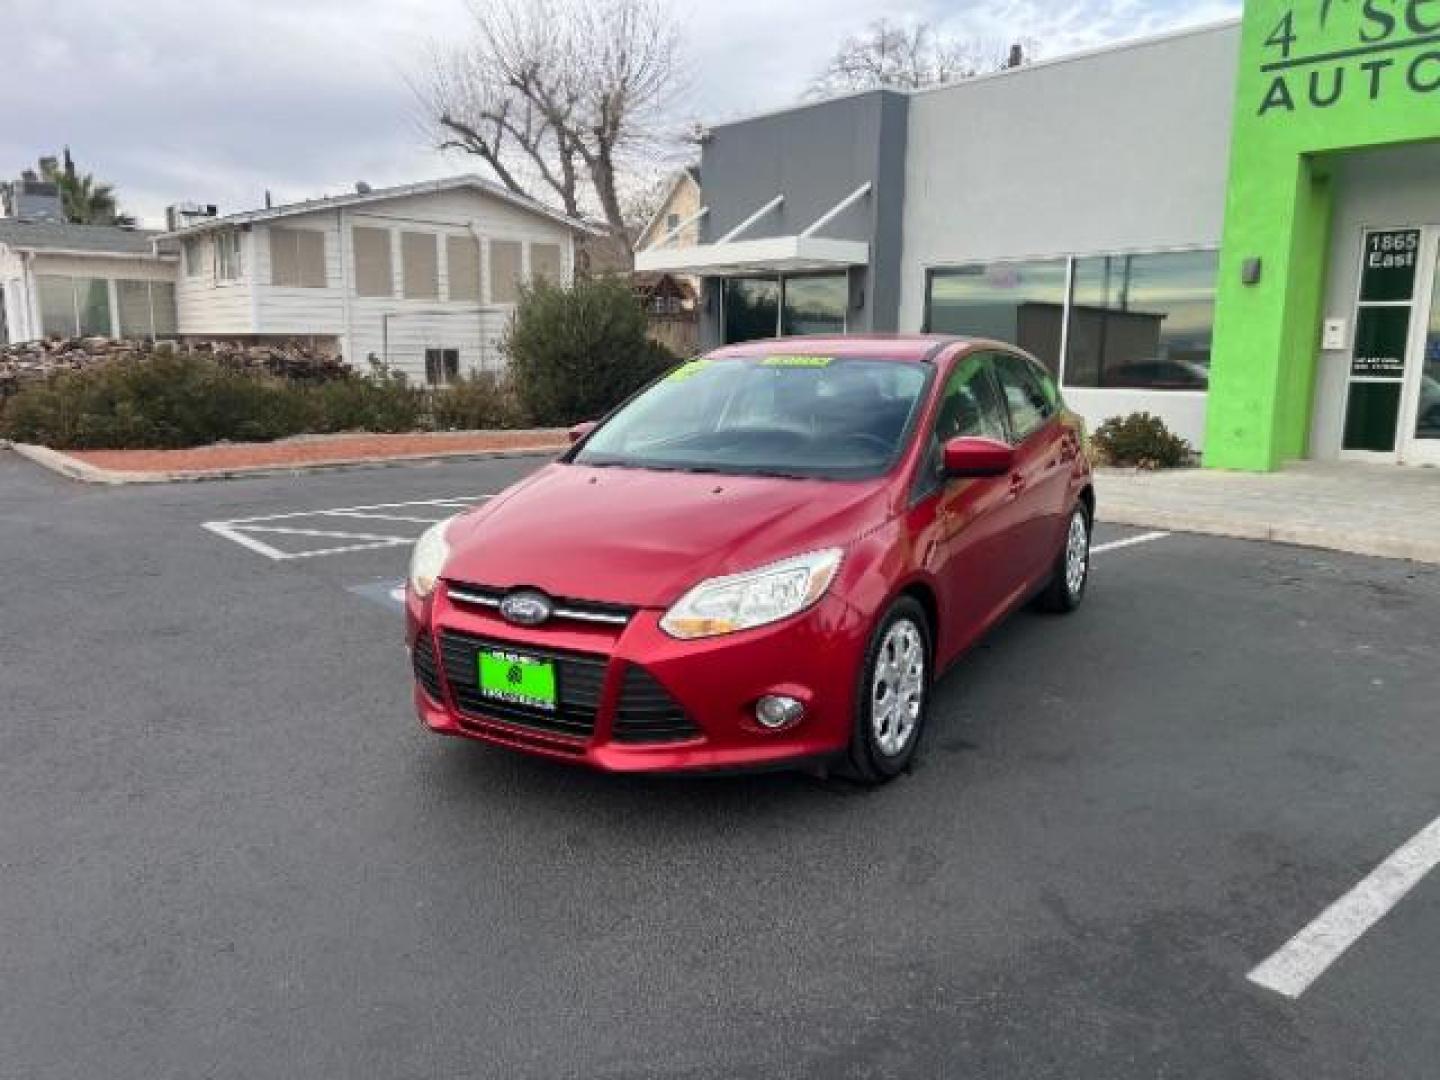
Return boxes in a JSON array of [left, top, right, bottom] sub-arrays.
[[573, 356, 933, 479]]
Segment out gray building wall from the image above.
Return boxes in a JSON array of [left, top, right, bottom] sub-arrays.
[[899, 22, 1240, 447], [697, 89, 909, 347], [1309, 141, 1440, 461]]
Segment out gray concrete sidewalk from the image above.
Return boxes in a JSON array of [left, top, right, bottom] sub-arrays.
[[1097, 461, 1440, 565]]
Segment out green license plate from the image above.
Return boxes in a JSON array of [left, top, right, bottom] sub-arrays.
[[477, 650, 558, 712]]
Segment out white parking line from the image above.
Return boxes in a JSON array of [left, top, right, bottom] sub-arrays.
[[1248, 815, 1440, 999], [1092, 531, 1169, 556], [204, 496, 486, 562]]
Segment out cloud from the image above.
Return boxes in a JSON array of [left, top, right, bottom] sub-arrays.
[[0, 0, 1239, 226]]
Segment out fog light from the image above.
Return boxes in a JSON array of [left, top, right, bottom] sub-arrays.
[[755, 695, 805, 730]]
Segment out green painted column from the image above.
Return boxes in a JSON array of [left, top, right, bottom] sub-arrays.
[[1205, 0, 1440, 470]]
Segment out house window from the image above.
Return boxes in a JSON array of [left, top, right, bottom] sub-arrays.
[[665, 213, 680, 234], [490, 240, 522, 304], [1064, 250, 1218, 390], [531, 242, 562, 284], [446, 234, 481, 302], [38, 275, 79, 337], [214, 230, 243, 281], [117, 280, 178, 339], [270, 227, 327, 288], [926, 260, 1069, 375], [353, 226, 393, 297], [425, 347, 460, 386], [402, 232, 439, 300], [37, 276, 113, 338], [183, 238, 205, 277]]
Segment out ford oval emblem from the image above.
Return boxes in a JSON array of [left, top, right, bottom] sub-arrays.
[[499, 590, 554, 627]]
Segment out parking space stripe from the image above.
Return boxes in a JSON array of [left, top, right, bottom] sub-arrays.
[[201, 521, 291, 561], [1248, 815, 1440, 999], [1092, 531, 1169, 555], [318, 511, 454, 524]]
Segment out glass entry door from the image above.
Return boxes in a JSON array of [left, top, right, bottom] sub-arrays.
[[1340, 227, 1440, 464], [1399, 233, 1440, 464]]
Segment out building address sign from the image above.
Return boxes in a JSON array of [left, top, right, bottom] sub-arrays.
[[1258, 1, 1440, 115]]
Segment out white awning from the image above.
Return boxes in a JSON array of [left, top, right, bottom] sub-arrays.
[[634, 235, 869, 277]]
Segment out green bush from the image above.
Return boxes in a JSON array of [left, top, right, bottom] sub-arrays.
[[0, 350, 429, 449], [1091, 412, 1192, 469], [503, 276, 676, 425], [430, 371, 525, 431]]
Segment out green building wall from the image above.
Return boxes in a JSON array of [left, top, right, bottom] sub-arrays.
[[1206, 0, 1440, 470]]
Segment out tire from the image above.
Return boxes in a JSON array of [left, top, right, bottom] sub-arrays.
[[1036, 502, 1091, 614], [840, 596, 932, 785]]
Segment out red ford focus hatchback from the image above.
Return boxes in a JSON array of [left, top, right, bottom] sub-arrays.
[[406, 336, 1093, 784]]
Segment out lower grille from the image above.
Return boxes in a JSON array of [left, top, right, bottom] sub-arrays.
[[613, 665, 701, 744], [439, 630, 605, 740], [412, 635, 443, 701]]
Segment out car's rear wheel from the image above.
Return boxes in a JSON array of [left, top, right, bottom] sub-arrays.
[[1036, 502, 1091, 613], [841, 596, 931, 785]]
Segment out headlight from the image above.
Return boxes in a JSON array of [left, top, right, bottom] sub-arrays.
[[408, 517, 455, 599], [660, 548, 843, 640]]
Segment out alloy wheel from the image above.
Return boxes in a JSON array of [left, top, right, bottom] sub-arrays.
[[871, 618, 926, 757]]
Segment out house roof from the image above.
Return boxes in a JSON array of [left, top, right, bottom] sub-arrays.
[[160, 174, 602, 239], [0, 219, 171, 257]]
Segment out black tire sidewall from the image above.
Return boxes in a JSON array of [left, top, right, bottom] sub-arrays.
[[1065, 505, 1092, 607], [848, 596, 933, 782]]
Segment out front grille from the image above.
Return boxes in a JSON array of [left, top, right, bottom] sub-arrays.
[[412, 634, 443, 701], [445, 582, 636, 628], [613, 665, 701, 744], [439, 630, 605, 740]]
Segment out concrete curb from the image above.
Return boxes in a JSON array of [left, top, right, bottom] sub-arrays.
[[9, 441, 568, 485], [1100, 505, 1440, 566]]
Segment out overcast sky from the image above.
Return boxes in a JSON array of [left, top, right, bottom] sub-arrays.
[[1, 0, 1238, 228]]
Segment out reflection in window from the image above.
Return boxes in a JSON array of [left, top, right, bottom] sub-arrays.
[[1065, 250, 1217, 390], [782, 274, 847, 336], [926, 260, 1068, 374], [723, 277, 780, 344]]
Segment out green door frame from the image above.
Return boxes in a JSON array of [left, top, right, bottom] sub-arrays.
[[1205, 0, 1440, 471]]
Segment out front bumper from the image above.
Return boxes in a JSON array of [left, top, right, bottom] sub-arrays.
[[408, 584, 868, 773]]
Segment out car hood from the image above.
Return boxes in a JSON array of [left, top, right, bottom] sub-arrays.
[[442, 463, 890, 608]]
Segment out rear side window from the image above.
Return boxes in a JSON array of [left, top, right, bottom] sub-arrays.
[[991, 351, 1056, 441]]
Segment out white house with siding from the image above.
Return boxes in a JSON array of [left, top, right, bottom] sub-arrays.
[[162, 175, 597, 384], [0, 219, 178, 345], [1, 173, 598, 387]]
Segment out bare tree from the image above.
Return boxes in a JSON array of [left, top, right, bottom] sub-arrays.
[[417, 0, 682, 236], [807, 20, 1033, 97]]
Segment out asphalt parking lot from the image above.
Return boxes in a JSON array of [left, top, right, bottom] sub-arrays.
[[3, 448, 1439, 1080]]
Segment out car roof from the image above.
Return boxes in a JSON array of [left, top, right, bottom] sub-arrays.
[[708, 334, 976, 364]]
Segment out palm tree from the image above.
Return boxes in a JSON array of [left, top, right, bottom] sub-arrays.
[[37, 149, 136, 227]]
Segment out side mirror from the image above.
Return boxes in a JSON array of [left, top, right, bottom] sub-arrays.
[[567, 420, 599, 445], [942, 436, 1014, 478]]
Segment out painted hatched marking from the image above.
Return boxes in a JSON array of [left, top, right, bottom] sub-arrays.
[[204, 496, 487, 561]]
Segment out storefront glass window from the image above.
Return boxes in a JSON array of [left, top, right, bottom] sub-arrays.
[[781, 274, 847, 336], [1065, 250, 1217, 390], [926, 260, 1068, 374], [723, 277, 780, 344]]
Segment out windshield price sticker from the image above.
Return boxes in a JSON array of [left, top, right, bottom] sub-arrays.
[[761, 356, 833, 368]]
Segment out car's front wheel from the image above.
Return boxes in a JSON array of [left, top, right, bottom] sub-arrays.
[[842, 596, 931, 785]]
